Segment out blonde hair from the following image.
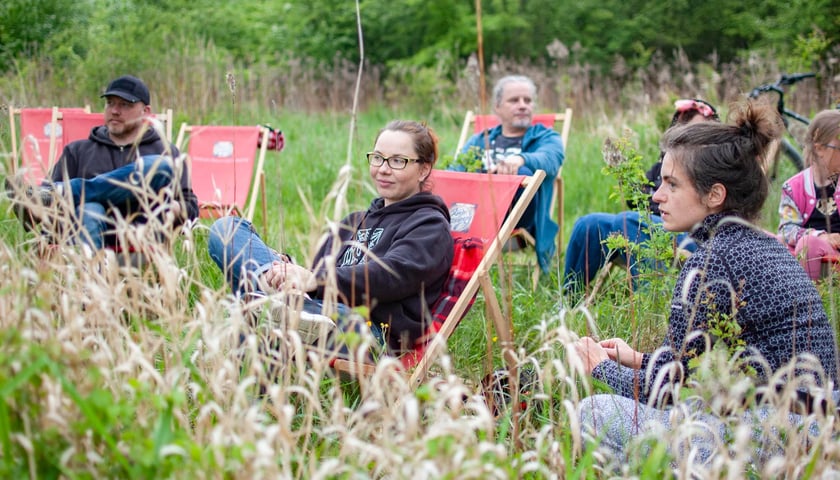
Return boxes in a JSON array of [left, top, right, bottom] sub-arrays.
[[804, 110, 840, 167]]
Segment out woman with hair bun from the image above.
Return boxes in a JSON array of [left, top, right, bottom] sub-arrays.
[[570, 102, 838, 466]]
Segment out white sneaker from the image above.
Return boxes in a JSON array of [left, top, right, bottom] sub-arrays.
[[293, 310, 337, 345], [259, 294, 337, 344]]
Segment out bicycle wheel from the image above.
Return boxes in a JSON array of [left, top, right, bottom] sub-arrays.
[[780, 138, 804, 171]]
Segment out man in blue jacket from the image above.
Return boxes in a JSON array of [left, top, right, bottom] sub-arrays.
[[460, 75, 565, 274]]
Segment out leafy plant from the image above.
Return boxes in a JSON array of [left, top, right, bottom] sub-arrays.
[[600, 134, 679, 288], [437, 145, 485, 173]]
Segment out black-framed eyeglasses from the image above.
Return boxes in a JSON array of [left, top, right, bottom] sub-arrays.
[[821, 143, 840, 152], [366, 152, 422, 170]]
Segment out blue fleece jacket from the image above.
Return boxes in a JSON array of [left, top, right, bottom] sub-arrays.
[[461, 123, 565, 272]]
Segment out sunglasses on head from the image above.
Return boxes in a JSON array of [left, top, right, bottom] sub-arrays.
[[674, 99, 716, 118]]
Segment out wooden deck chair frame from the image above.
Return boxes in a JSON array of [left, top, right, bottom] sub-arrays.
[[455, 108, 572, 255], [150, 108, 174, 143], [176, 123, 270, 225], [332, 169, 547, 387], [8, 105, 91, 182]]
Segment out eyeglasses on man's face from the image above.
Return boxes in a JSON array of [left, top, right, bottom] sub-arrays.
[[366, 152, 422, 170]]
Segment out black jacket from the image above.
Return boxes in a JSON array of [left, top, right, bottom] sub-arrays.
[[311, 192, 454, 353], [50, 125, 199, 222]]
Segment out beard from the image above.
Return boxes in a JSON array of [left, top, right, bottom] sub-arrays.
[[511, 117, 532, 130], [107, 118, 143, 142]]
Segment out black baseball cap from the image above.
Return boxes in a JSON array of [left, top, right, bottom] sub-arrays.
[[101, 75, 150, 104]]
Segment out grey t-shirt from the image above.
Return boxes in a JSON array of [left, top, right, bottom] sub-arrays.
[[482, 134, 523, 170]]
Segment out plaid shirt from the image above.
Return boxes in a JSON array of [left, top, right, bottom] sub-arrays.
[[401, 236, 484, 369]]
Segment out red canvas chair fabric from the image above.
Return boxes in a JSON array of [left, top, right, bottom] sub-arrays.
[[9, 106, 89, 183], [176, 124, 270, 223], [60, 111, 173, 146], [331, 169, 546, 386], [59, 111, 105, 145]]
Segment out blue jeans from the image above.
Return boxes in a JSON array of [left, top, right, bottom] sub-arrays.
[[513, 165, 537, 233], [61, 155, 174, 249], [563, 211, 694, 293], [208, 216, 385, 345]]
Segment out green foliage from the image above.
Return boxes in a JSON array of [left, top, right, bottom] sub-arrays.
[[0, 0, 89, 74], [0, 329, 227, 478], [2, 0, 837, 84], [599, 133, 679, 288], [438, 146, 485, 173], [790, 29, 834, 72], [601, 135, 652, 211], [704, 297, 748, 358]]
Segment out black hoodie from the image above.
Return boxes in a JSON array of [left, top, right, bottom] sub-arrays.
[[50, 125, 199, 222], [311, 191, 454, 353]]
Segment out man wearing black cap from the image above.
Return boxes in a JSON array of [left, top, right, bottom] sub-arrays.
[[12, 75, 198, 252]]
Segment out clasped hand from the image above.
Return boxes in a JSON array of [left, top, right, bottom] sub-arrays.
[[261, 260, 317, 294], [570, 337, 642, 374]]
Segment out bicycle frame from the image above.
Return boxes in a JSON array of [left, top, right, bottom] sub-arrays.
[[748, 73, 816, 176]]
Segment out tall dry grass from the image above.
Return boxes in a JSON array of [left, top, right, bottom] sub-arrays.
[[1, 45, 840, 477]]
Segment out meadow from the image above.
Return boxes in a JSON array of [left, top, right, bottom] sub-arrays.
[[1, 51, 840, 478]]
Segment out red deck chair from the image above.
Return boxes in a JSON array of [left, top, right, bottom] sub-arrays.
[[332, 169, 546, 386], [59, 111, 105, 145], [455, 109, 572, 255], [175, 124, 270, 224], [60, 110, 174, 146], [9, 106, 90, 183]]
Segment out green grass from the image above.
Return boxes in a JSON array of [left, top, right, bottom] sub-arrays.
[[2, 101, 840, 478]]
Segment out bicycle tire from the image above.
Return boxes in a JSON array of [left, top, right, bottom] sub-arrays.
[[780, 138, 804, 171]]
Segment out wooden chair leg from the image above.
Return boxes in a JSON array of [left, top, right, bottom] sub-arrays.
[[557, 176, 564, 255], [260, 173, 268, 237]]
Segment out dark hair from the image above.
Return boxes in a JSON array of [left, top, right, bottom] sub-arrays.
[[803, 110, 840, 167], [660, 101, 783, 221], [669, 98, 720, 128], [375, 120, 439, 189]]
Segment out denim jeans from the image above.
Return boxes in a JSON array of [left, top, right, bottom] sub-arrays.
[[513, 165, 537, 232], [61, 154, 174, 249], [208, 216, 385, 346], [563, 211, 694, 293]]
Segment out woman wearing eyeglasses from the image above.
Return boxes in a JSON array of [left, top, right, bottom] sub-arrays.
[[778, 109, 840, 280], [563, 99, 719, 297], [208, 120, 453, 355]]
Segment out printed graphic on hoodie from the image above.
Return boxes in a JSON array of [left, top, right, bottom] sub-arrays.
[[339, 227, 384, 266]]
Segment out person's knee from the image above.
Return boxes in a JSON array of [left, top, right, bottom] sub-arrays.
[[570, 213, 612, 239], [139, 155, 175, 190], [578, 394, 614, 430], [795, 235, 831, 258], [210, 216, 252, 252]]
